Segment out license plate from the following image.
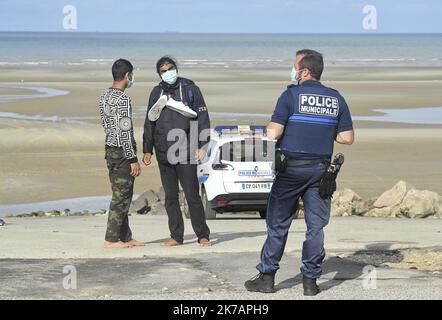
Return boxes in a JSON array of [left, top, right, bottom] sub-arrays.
[[240, 183, 272, 190]]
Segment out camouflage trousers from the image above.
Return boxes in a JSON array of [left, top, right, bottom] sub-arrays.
[[104, 147, 134, 242]]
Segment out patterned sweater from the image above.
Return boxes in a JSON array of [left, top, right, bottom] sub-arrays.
[[99, 88, 137, 162]]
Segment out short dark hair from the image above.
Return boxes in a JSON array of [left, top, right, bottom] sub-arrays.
[[296, 49, 320, 57], [298, 51, 324, 80], [156, 56, 178, 75], [112, 59, 133, 81]]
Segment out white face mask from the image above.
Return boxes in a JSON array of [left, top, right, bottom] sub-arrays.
[[291, 67, 304, 83], [161, 69, 178, 85], [127, 73, 134, 89]]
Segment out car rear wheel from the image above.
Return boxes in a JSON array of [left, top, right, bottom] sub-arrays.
[[202, 188, 217, 220]]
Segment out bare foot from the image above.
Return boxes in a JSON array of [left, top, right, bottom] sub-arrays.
[[127, 239, 145, 247], [103, 241, 132, 249], [161, 239, 182, 247], [199, 238, 211, 247]]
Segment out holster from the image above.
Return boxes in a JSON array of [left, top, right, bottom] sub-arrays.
[[274, 149, 287, 174], [319, 171, 338, 199], [319, 153, 344, 199]]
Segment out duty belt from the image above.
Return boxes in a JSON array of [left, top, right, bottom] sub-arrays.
[[286, 158, 330, 167]]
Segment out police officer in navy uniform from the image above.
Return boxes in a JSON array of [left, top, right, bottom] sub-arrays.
[[245, 49, 354, 296]]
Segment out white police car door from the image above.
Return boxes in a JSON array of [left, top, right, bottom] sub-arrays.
[[220, 138, 275, 194]]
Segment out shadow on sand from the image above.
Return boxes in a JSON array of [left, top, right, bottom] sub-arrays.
[[276, 242, 404, 291]]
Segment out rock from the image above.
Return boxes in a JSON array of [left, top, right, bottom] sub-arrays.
[[331, 189, 362, 216], [399, 189, 439, 218], [129, 192, 150, 214], [295, 189, 367, 218], [94, 213, 107, 217], [364, 206, 396, 218], [45, 210, 61, 217], [437, 195, 442, 219], [129, 190, 161, 215], [150, 202, 167, 215], [374, 180, 414, 208], [142, 190, 161, 204], [0, 218, 5, 226], [32, 211, 45, 217], [296, 189, 367, 218], [12, 213, 26, 218], [353, 197, 376, 216]]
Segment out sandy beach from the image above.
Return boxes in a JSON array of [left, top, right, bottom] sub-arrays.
[[0, 66, 442, 210]]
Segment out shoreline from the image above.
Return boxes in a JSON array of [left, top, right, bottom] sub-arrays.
[[0, 195, 113, 217]]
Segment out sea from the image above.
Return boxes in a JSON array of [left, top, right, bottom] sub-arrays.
[[0, 32, 441, 69]]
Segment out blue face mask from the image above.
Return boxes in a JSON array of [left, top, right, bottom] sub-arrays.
[[290, 66, 297, 82], [161, 69, 178, 85], [126, 74, 134, 89]]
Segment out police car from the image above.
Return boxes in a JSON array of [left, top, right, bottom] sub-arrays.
[[194, 125, 276, 219]]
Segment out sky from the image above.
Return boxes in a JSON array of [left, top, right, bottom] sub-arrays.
[[0, 0, 441, 33]]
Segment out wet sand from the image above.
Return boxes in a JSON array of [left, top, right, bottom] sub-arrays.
[[0, 66, 441, 207]]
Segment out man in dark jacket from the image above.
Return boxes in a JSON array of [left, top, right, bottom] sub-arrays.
[[143, 56, 211, 247]]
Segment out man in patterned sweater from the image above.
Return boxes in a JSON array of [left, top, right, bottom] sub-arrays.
[[99, 58, 143, 249]]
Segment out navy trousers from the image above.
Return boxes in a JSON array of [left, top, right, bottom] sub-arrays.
[[257, 163, 331, 279]]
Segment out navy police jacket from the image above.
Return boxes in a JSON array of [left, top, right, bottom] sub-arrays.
[[271, 80, 353, 159]]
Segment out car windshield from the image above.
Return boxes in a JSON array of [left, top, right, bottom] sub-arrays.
[[219, 139, 275, 162]]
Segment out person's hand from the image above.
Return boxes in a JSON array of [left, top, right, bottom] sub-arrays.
[[143, 153, 152, 166], [196, 149, 205, 161], [130, 162, 141, 177]]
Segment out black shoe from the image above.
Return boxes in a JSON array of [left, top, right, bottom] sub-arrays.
[[244, 272, 276, 293], [303, 276, 321, 296]]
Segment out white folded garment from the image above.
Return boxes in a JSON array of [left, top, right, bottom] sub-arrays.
[[166, 97, 197, 118], [148, 94, 168, 121]]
